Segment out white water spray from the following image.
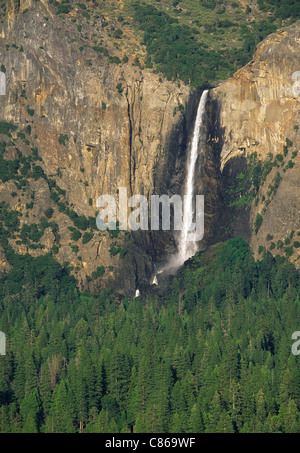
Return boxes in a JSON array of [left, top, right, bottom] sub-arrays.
[[151, 89, 208, 283], [177, 89, 208, 263]]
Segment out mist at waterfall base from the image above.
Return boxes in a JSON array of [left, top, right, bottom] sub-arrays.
[[152, 89, 209, 287]]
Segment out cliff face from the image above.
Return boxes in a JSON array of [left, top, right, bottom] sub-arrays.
[[0, 1, 298, 298], [209, 21, 300, 265], [0, 0, 199, 296]]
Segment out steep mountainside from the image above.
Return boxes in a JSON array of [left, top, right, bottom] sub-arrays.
[[0, 0, 299, 299], [0, 0, 198, 297], [208, 21, 300, 266]]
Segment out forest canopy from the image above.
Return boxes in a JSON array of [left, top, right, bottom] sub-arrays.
[[0, 238, 299, 433], [131, 2, 287, 85]]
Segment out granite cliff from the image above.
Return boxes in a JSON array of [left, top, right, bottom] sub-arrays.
[[0, 1, 299, 299], [0, 0, 198, 297], [207, 20, 300, 266]]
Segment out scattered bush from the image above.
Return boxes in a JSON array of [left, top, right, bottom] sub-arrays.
[[82, 231, 93, 244], [68, 227, 81, 241], [58, 134, 69, 146], [44, 207, 54, 219], [254, 213, 263, 234]]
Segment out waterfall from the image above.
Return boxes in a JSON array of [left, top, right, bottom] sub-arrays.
[[177, 89, 208, 264], [152, 89, 208, 284]]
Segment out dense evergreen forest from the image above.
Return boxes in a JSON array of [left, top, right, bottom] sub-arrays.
[[131, 0, 300, 86], [0, 238, 299, 433], [132, 3, 275, 85]]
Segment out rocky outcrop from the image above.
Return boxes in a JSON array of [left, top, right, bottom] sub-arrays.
[[0, 0, 200, 296], [209, 21, 300, 265]]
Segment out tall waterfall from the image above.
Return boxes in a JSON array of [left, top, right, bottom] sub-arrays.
[[152, 89, 208, 284], [177, 89, 208, 264]]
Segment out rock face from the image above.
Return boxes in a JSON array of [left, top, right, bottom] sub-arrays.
[[0, 1, 299, 298], [0, 0, 201, 297], [208, 20, 300, 265]]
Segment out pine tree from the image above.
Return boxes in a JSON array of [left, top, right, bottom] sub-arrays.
[[45, 380, 76, 433], [188, 402, 204, 433], [38, 362, 52, 419], [106, 348, 131, 410], [20, 388, 41, 433]]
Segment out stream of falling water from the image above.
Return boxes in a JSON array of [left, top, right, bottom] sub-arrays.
[[152, 89, 209, 285]]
